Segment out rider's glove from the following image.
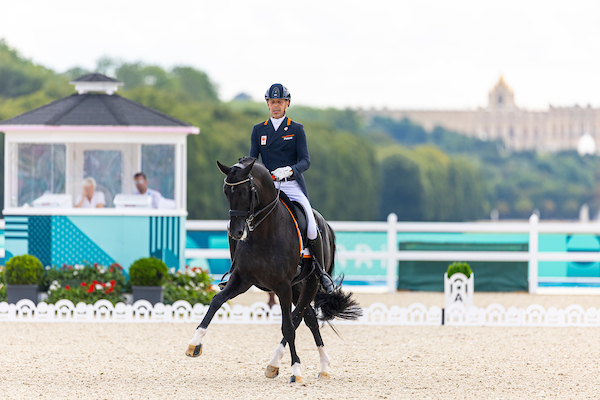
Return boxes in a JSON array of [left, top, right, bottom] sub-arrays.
[[272, 166, 293, 181]]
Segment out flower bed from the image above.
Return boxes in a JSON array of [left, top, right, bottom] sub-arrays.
[[2, 260, 216, 306], [41, 262, 215, 305]]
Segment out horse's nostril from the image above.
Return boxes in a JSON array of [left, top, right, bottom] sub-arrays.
[[237, 230, 244, 236]]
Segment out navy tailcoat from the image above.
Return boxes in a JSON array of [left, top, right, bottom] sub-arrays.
[[249, 116, 310, 198]]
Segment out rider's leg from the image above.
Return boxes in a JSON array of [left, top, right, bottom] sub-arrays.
[[280, 182, 334, 293]]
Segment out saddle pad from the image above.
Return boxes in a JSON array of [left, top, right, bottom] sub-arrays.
[[279, 192, 308, 249]]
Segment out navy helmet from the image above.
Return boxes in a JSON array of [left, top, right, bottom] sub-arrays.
[[265, 83, 291, 104]]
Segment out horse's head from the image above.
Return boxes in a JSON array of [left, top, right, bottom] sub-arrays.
[[217, 157, 276, 240]]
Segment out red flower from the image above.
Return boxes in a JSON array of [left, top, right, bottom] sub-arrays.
[[62, 263, 67, 268], [87, 285, 94, 293], [81, 282, 87, 287], [110, 280, 116, 286], [67, 265, 73, 270], [94, 262, 98, 267], [65, 285, 71, 290], [106, 287, 114, 294], [108, 267, 114, 273]]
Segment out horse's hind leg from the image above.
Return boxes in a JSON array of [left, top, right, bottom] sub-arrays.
[[303, 305, 331, 380], [186, 272, 251, 357]]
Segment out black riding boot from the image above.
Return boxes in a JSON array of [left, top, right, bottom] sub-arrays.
[[218, 236, 238, 290], [308, 231, 334, 294]]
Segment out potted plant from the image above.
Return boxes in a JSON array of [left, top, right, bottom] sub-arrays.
[[4, 255, 44, 304], [129, 257, 168, 305], [444, 261, 474, 309]]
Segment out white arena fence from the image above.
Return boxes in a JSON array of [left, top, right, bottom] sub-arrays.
[[185, 213, 600, 294], [2, 299, 600, 327], [4, 214, 600, 294]]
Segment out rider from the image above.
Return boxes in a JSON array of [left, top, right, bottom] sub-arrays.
[[224, 83, 334, 294]]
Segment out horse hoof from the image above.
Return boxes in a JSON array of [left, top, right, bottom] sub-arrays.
[[185, 344, 202, 357], [318, 372, 330, 380], [290, 375, 305, 384], [265, 365, 279, 378]]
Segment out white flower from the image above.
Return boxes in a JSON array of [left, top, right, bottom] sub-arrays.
[[75, 264, 84, 270], [45, 266, 51, 270], [186, 269, 195, 277], [95, 284, 103, 290], [169, 267, 176, 274], [105, 281, 111, 288], [98, 268, 105, 274], [73, 271, 78, 276]]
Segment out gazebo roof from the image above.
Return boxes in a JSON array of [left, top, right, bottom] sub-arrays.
[[0, 73, 197, 130], [0, 93, 193, 127]]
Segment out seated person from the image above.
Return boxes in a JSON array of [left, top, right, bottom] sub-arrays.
[[134, 172, 163, 208], [75, 177, 105, 208]]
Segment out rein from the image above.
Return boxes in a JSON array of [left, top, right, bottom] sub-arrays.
[[224, 175, 281, 232]]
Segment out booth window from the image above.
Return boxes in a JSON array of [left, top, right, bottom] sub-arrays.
[[18, 144, 66, 207], [84, 150, 122, 208], [142, 145, 175, 199]]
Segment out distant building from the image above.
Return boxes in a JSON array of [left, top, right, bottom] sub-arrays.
[[362, 76, 600, 153]]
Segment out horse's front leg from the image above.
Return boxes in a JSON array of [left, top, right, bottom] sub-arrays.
[[277, 284, 304, 384], [186, 271, 250, 357]]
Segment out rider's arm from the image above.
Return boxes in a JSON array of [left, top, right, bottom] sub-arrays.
[[291, 124, 310, 177]]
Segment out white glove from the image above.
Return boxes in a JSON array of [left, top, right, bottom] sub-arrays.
[[272, 166, 293, 181]]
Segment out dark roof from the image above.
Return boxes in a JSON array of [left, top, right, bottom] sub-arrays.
[[70, 73, 122, 83], [0, 93, 192, 127]]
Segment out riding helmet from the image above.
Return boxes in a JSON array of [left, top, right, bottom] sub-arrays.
[[265, 83, 291, 103]]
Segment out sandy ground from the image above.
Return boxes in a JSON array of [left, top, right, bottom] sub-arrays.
[[2, 291, 600, 399]]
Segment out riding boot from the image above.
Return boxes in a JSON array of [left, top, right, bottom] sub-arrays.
[[218, 236, 238, 290], [308, 231, 334, 294]]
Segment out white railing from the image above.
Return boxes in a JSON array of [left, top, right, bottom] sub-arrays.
[[4, 215, 600, 294], [185, 214, 600, 294]]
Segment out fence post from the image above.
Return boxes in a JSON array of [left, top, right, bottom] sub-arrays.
[[528, 213, 539, 294], [387, 213, 398, 293]]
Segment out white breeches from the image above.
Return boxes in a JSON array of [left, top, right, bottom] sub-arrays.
[[276, 181, 318, 240]]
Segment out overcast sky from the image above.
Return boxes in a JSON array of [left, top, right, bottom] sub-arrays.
[[1, 0, 599, 110]]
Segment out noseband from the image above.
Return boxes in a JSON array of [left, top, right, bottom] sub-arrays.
[[224, 175, 280, 232]]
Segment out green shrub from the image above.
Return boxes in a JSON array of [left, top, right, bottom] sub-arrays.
[[0, 267, 6, 301], [5, 255, 44, 285], [447, 262, 472, 278], [129, 258, 168, 286]]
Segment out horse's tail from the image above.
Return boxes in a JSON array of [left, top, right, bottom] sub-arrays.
[[314, 222, 362, 322], [314, 283, 363, 322]]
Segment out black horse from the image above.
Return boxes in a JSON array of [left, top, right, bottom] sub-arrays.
[[186, 157, 361, 383]]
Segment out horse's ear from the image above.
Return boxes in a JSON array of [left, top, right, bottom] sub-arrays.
[[216, 161, 231, 175], [240, 158, 256, 176]]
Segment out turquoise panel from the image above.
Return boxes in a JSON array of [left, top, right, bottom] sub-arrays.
[[51, 216, 114, 267], [68, 215, 148, 270]]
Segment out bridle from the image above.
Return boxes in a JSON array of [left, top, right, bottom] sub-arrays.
[[224, 175, 281, 232]]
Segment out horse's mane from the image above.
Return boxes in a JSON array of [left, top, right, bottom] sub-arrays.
[[236, 156, 271, 183]]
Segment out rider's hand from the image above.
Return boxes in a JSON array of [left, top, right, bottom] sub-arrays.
[[272, 166, 293, 181]]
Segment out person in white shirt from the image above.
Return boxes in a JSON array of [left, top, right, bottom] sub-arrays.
[[134, 172, 163, 208], [75, 177, 105, 208]]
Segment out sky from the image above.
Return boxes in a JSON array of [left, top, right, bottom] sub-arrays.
[[1, 0, 599, 110]]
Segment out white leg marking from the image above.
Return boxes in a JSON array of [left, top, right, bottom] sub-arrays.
[[268, 343, 285, 368], [291, 362, 302, 377], [189, 327, 207, 346], [318, 346, 331, 374]]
